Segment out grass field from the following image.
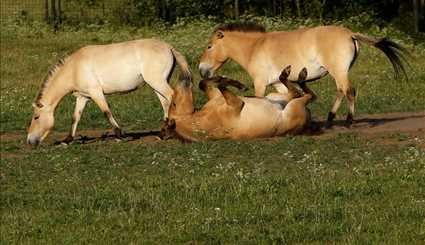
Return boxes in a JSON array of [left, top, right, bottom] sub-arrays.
[[1, 20, 425, 243]]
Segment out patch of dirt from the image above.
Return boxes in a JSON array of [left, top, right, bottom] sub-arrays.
[[1, 111, 424, 147], [310, 111, 425, 148], [316, 111, 425, 135]]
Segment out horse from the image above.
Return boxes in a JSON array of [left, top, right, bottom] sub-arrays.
[[199, 23, 409, 127], [27, 39, 192, 145], [161, 65, 313, 141]]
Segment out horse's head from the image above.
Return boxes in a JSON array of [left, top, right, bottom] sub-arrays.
[[169, 78, 194, 118], [27, 102, 54, 146], [199, 30, 228, 79]]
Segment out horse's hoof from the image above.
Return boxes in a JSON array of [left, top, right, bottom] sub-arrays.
[[345, 113, 354, 128], [61, 135, 74, 144], [114, 128, 125, 138], [325, 112, 336, 129]]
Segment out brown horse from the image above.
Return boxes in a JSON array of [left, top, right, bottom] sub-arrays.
[[199, 23, 409, 127], [162, 66, 312, 141]]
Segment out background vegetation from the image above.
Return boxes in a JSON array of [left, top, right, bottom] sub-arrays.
[[1, 1, 425, 243], [2, 0, 424, 33]]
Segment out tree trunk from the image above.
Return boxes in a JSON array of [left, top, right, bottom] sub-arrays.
[[420, 0, 425, 32], [51, 0, 56, 22], [57, 0, 62, 24], [295, 0, 301, 17], [234, 0, 239, 19], [44, 0, 49, 22], [413, 0, 419, 32]]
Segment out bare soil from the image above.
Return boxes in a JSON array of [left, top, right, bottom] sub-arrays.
[[1, 111, 424, 147]]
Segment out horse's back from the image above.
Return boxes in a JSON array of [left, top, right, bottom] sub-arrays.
[[69, 39, 174, 93]]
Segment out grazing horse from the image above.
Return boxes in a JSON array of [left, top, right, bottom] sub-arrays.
[[27, 39, 191, 145], [161, 66, 312, 141], [199, 23, 409, 127]]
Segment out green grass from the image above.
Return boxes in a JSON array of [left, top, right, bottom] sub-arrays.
[[1, 20, 425, 243], [2, 135, 425, 243]]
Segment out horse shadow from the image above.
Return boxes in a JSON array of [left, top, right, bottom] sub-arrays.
[[54, 130, 162, 145], [304, 113, 424, 136]]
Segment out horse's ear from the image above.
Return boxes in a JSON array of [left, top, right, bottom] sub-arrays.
[[216, 31, 224, 39]]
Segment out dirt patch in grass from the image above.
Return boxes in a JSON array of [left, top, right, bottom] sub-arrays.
[[318, 111, 425, 135], [1, 111, 424, 147], [312, 111, 425, 148]]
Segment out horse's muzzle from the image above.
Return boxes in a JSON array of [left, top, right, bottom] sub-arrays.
[[27, 135, 40, 146], [199, 63, 213, 79]]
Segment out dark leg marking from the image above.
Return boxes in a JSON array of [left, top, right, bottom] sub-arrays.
[[298, 67, 308, 81], [325, 112, 336, 129], [346, 113, 354, 127], [347, 87, 356, 99]]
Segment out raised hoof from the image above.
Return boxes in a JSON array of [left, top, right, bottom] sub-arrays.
[[325, 112, 336, 129]]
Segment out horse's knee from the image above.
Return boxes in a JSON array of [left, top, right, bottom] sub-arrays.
[[346, 87, 356, 101]]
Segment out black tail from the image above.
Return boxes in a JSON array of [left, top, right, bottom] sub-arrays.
[[374, 38, 410, 80], [354, 34, 410, 80]]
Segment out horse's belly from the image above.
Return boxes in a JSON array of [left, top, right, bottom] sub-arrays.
[[287, 64, 327, 82], [233, 99, 280, 138], [268, 60, 327, 83], [98, 67, 144, 94]]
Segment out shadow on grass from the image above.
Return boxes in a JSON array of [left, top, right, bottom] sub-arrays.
[[305, 113, 425, 136], [54, 130, 162, 145]]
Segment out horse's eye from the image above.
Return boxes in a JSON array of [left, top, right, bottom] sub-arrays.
[[34, 116, 40, 120], [207, 45, 212, 49]]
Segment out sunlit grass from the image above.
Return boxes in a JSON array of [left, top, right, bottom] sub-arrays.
[[1, 20, 425, 243]]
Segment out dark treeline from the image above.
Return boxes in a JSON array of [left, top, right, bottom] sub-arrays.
[[46, 0, 424, 32]]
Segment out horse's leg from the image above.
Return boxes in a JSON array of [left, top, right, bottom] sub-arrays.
[[220, 89, 245, 113], [299, 83, 317, 102], [273, 82, 289, 95], [345, 86, 356, 126], [149, 80, 174, 120], [63, 95, 89, 143], [254, 79, 267, 97], [89, 89, 123, 137], [326, 73, 355, 128], [326, 88, 344, 128], [281, 94, 313, 135]]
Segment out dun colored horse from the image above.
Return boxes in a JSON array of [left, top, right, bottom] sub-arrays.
[[161, 66, 312, 141], [27, 39, 191, 145], [199, 23, 409, 127]]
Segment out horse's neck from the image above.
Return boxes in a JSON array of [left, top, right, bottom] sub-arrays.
[[39, 76, 72, 110], [224, 32, 263, 72]]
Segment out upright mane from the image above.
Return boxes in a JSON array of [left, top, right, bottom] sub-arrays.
[[214, 22, 266, 33], [35, 56, 68, 105]]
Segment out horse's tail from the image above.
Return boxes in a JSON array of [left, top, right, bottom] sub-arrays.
[[352, 33, 410, 80], [170, 48, 192, 86]]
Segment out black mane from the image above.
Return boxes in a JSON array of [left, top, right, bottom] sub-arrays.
[[214, 22, 266, 33]]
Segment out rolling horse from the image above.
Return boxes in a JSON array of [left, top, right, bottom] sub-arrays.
[[199, 23, 409, 127], [27, 39, 191, 145], [161, 65, 313, 141]]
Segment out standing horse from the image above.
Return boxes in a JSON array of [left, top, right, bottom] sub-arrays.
[[199, 23, 409, 127], [27, 39, 191, 145], [161, 66, 312, 141]]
